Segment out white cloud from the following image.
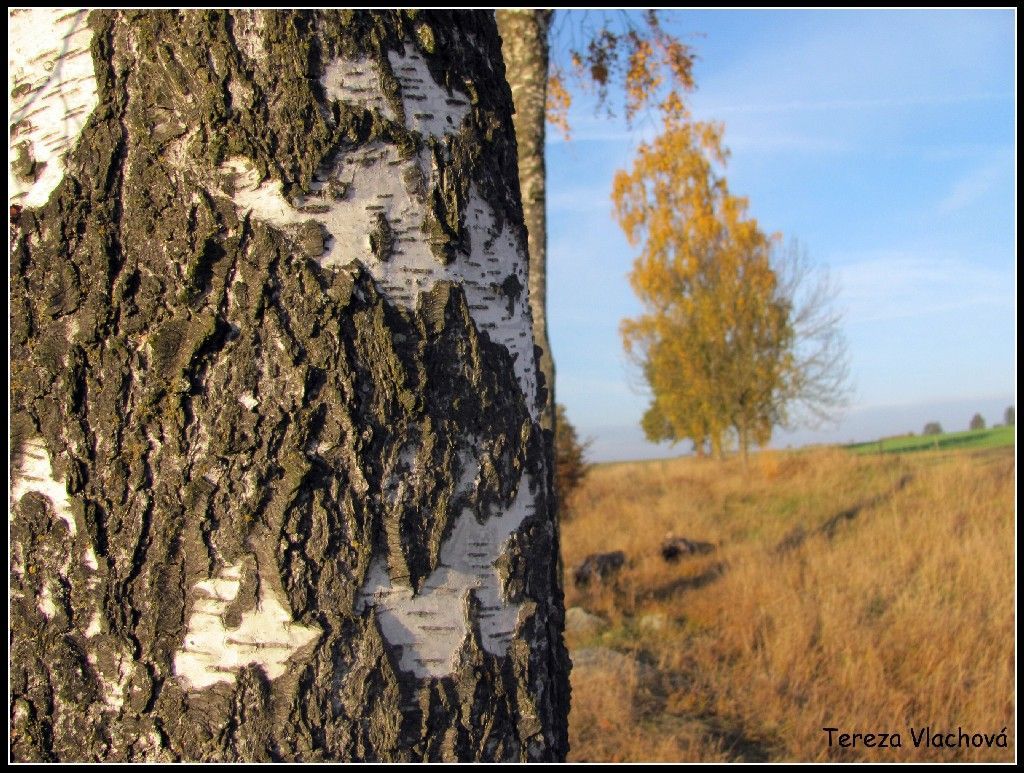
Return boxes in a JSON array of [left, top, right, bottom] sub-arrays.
[[545, 104, 662, 147], [698, 92, 1010, 117], [695, 12, 1011, 111], [936, 159, 1008, 214], [547, 183, 615, 214], [683, 12, 1013, 159], [834, 250, 1013, 324], [723, 130, 852, 155]]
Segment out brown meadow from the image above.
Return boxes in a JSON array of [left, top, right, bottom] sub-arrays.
[[561, 446, 1015, 762]]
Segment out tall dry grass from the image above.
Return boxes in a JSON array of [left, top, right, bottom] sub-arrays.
[[561, 446, 1015, 761]]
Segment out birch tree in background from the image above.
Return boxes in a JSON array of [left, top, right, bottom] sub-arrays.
[[495, 10, 555, 435], [9, 9, 568, 762]]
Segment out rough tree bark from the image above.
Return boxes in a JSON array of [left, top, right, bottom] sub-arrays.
[[495, 9, 555, 435], [9, 9, 569, 761]]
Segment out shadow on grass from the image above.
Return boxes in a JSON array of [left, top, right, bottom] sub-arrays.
[[642, 562, 728, 601], [775, 474, 913, 554], [702, 716, 777, 762]]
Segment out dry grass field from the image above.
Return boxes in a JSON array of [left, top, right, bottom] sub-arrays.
[[561, 445, 1015, 762]]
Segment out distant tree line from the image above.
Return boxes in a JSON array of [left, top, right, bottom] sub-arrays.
[[922, 407, 1016, 437]]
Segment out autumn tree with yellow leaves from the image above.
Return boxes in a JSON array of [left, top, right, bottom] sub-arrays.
[[614, 112, 848, 462], [495, 11, 845, 461]]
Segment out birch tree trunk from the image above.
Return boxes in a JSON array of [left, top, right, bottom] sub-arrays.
[[495, 9, 555, 435], [9, 9, 569, 762]]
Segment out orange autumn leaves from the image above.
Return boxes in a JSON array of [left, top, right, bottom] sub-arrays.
[[613, 113, 795, 460], [546, 10, 697, 139]]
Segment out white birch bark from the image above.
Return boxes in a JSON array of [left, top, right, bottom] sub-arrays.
[[9, 9, 568, 762]]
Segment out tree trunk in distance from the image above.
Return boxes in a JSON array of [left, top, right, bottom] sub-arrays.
[[9, 9, 568, 762], [495, 9, 555, 436]]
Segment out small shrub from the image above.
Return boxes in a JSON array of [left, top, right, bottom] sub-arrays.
[[923, 421, 943, 436], [555, 404, 591, 520], [969, 413, 986, 431]]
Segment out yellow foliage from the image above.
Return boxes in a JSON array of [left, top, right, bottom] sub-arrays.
[[554, 11, 698, 131], [546, 68, 572, 140], [614, 118, 792, 458], [624, 34, 659, 121]]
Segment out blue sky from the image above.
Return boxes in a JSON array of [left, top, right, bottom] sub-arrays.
[[544, 9, 1016, 461]]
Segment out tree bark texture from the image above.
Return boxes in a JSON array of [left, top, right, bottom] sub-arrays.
[[495, 9, 555, 435], [9, 9, 569, 761]]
